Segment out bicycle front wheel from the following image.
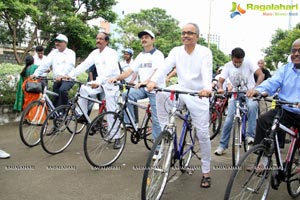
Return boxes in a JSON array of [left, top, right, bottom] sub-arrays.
[[143, 115, 154, 150], [225, 144, 271, 200], [84, 111, 126, 168], [141, 130, 173, 200], [19, 100, 48, 147], [179, 127, 196, 173], [232, 118, 242, 167], [209, 109, 222, 140], [287, 142, 300, 197], [40, 105, 76, 154]]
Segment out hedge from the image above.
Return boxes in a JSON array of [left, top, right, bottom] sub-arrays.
[[0, 63, 88, 105]]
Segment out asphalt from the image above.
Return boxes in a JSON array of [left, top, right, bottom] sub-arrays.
[[0, 109, 293, 200]]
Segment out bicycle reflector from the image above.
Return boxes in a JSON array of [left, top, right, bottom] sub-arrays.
[[170, 91, 175, 101], [271, 100, 276, 109]]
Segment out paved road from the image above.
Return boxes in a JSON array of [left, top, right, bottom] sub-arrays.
[[0, 114, 293, 200]]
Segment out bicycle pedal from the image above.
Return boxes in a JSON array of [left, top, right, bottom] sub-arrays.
[[271, 171, 281, 190]]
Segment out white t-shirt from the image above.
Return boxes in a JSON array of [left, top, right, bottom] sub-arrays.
[[220, 59, 258, 91], [131, 48, 165, 88], [33, 54, 48, 77]]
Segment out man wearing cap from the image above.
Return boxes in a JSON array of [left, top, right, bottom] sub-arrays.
[[119, 48, 137, 84], [67, 32, 122, 149], [108, 29, 165, 149], [32, 34, 76, 107]]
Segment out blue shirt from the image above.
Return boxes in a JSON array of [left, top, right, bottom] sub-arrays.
[[256, 62, 300, 114]]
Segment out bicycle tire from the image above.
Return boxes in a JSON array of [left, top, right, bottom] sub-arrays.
[[84, 111, 126, 168], [224, 144, 271, 200], [19, 100, 48, 147], [287, 142, 300, 197], [209, 109, 222, 140], [179, 127, 196, 173], [141, 130, 173, 200], [232, 118, 242, 167], [143, 115, 154, 151], [40, 105, 76, 154]]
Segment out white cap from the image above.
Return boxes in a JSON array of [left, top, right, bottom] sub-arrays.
[[55, 34, 68, 43], [138, 30, 155, 38]]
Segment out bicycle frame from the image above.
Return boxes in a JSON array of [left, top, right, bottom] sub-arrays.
[[233, 93, 248, 142]]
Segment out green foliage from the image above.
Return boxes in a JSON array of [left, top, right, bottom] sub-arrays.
[[0, 0, 118, 64], [263, 23, 300, 70], [0, 63, 88, 105]]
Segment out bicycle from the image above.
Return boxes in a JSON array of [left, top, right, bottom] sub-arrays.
[[224, 97, 300, 199], [209, 92, 228, 140], [229, 90, 252, 167], [39, 80, 106, 155], [141, 88, 206, 200], [19, 78, 85, 147], [83, 82, 154, 168]]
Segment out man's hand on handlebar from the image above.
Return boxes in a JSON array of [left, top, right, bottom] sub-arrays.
[[146, 81, 157, 92]]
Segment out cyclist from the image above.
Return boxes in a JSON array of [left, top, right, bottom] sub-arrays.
[[246, 38, 300, 147], [66, 32, 122, 149], [214, 47, 265, 156], [147, 23, 213, 188], [32, 34, 75, 107], [108, 30, 164, 149]]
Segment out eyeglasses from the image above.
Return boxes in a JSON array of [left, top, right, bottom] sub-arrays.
[[291, 48, 300, 54], [181, 31, 197, 36]]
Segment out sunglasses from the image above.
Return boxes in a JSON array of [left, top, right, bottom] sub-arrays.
[[291, 48, 300, 54], [181, 31, 197, 36]]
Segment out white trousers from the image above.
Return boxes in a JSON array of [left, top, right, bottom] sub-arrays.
[[76, 84, 120, 139], [156, 84, 211, 174]]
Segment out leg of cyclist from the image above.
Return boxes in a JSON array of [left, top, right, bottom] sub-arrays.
[[215, 97, 236, 155], [181, 93, 211, 188], [245, 98, 258, 144]]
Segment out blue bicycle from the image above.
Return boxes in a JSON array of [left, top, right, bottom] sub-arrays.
[[141, 88, 204, 200]]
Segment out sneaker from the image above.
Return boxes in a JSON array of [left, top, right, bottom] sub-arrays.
[[246, 136, 254, 145], [152, 150, 162, 160], [113, 139, 121, 149], [214, 146, 226, 156], [0, 149, 10, 159]]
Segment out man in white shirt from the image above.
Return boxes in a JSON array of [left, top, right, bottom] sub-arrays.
[[108, 30, 164, 148], [147, 23, 213, 188], [214, 47, 264, 156], [32, 34, 76, 107], [33, 45, 49, 86], [119, 48, 137, 84], [67, 32, 122, 149]]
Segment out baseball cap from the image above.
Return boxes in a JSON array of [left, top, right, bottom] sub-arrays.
[[55, 34, 68, 43], [138, 30, 155, 38], [123, 48, 134, 55]]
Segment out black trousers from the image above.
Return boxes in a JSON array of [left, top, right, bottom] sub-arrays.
[[254, 108, 300, 147], [52, 80, 74, 107]]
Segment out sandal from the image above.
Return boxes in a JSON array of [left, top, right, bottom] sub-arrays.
[[200, 176, 211, 188]]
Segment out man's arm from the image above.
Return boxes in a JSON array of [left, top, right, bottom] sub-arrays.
[[254, 68, 265, 86]]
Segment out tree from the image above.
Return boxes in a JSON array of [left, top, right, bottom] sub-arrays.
[[115, 7, 229, 70], [263, 23, 300, 70], [0, 0, 118, 64]]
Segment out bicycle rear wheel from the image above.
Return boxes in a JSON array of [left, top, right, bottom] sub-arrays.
[[179, 127, 196, 173], [40, 105, 76, 154], [209, 109, 222, 140], [225, 144, 271, 200], [141, 130, 173, 200], [84, 111, 126, 168], [19, 100, 48, 147], [287, 143, 300, 197], [143, 115, 154, 150]]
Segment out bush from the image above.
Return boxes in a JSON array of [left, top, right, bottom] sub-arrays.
[[0, 63, 88, 105]]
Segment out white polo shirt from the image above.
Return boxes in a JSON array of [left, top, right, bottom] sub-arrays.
[[131, 48, 165, 88]]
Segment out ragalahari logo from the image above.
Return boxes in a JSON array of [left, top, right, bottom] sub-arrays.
[[230, 2, 246, 18]]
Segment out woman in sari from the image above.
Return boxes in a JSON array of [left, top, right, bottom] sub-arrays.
[[13, 55, 40, 111]]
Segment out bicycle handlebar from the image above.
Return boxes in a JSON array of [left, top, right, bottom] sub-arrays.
[[154, 87, 211, 98]]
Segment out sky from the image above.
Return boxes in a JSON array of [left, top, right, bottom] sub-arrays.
[[114, 0, 299, 63]]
